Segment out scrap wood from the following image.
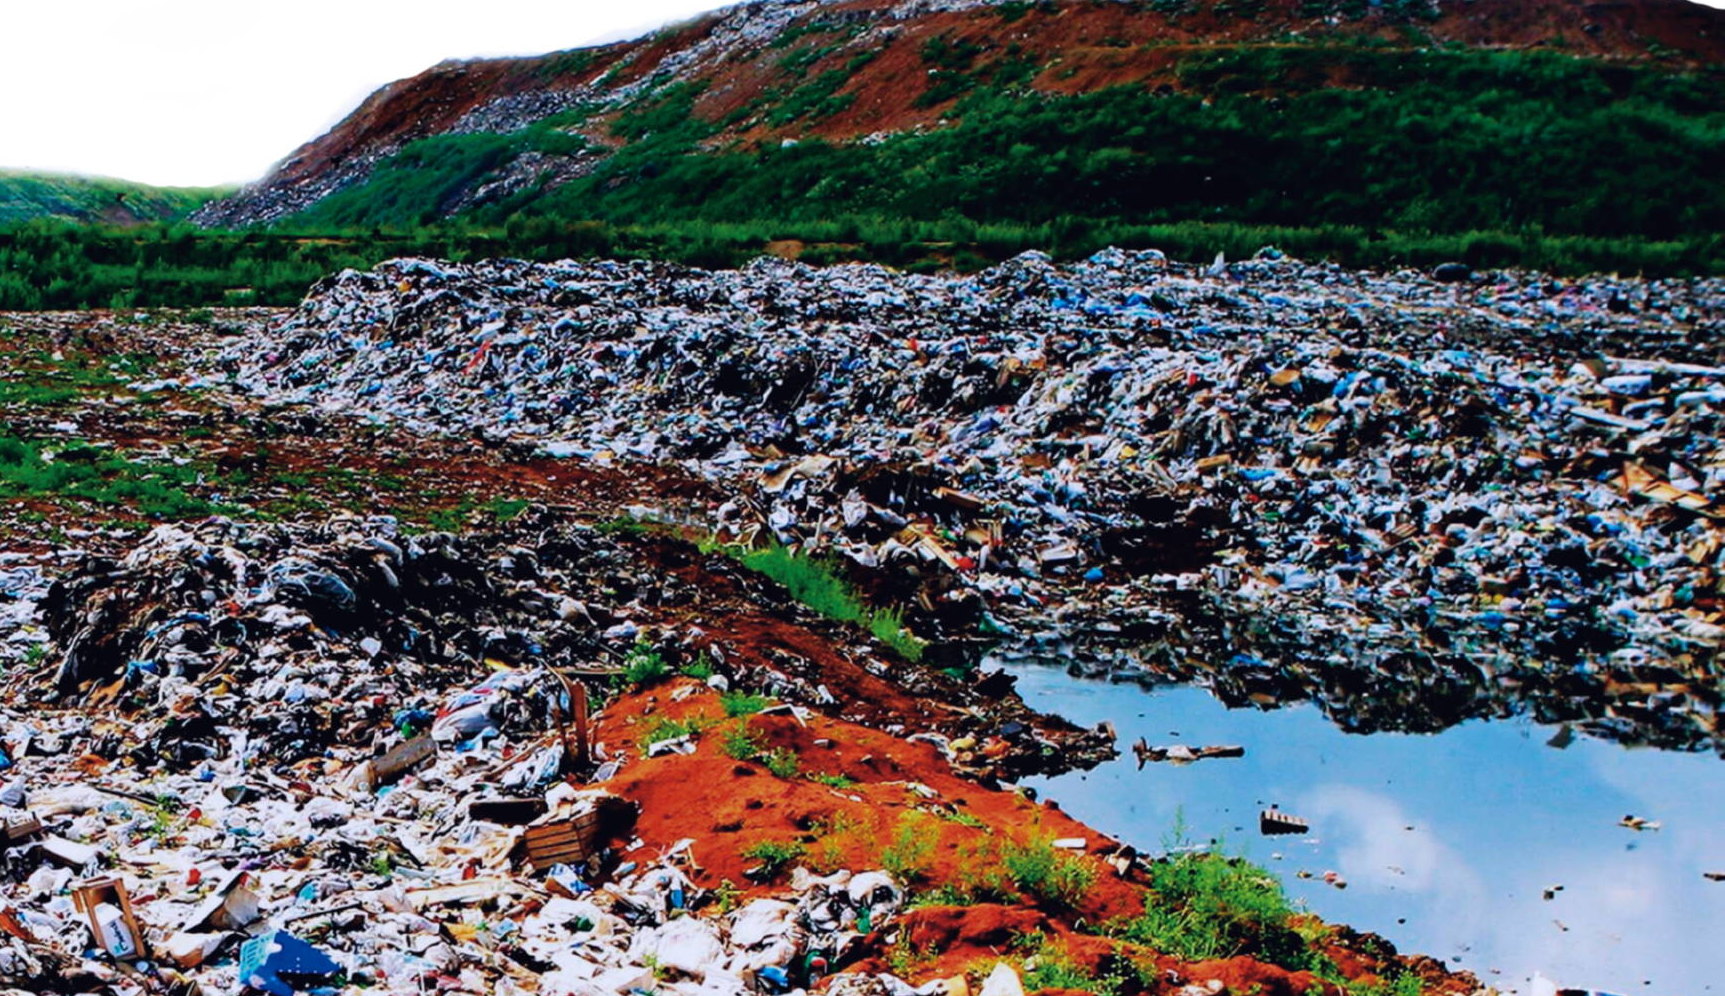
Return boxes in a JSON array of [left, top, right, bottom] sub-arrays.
[[1620, 461, 1721, 518]]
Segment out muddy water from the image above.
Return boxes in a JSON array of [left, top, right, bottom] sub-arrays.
[[995, 657, 1725, 996]]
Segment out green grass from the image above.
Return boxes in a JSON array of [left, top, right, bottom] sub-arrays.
[[0, 436, 220, 520], [1002, 836, 1096, 908], [1107, 843, 1317, 970], [809, 771, 855, 789], [1016, 933, 1124, 996], [728, 542, 926, 662], [422, 494, 534, 532], [720, 691, 772, 717]]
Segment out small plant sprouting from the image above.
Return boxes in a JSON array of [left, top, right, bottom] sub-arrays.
[[721, 691, 772, 717], [742, 839, 806, 879], [621, 640, 671, 687], [723, 723, 765, 761], [881, 812, 937, 884], [639, 715, 702, 747], [764, 747, 800, 779]]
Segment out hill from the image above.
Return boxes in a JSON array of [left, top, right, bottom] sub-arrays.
[[0, 170, 224, 225], [192, 0, 1725, 246]]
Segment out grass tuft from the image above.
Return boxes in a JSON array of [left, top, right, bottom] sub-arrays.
[[1003, 836, 1096, 908]]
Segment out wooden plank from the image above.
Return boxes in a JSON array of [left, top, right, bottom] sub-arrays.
[[372, 736, 437, 783]]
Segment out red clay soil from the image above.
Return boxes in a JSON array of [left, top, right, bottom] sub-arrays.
[[593, 679, 1481, 996], [600, 679, 1144, 916]]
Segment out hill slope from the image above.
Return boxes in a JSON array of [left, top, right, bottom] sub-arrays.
[[182, 0, 1725, 250], [0, 170, 223, 225]]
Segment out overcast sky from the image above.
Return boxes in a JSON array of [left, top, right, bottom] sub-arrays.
[[0, 1, 729, 188], [4, 0, 1723, 188]]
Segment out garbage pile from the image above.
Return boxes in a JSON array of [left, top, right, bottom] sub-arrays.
[[221, 249, 1725, 753], [20, 512, 1102, 779], [33, 513, 655, 772], [0, 513, 1002, 996], [0, 718, 917, 996]]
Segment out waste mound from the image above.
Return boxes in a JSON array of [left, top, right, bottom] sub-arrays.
[[224, 249, 1725, 752]]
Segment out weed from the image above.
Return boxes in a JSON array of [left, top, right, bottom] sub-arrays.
[[721, 691, 772, 717], [639, 715, 702, 747], [681, 654, 715, 680], [809, 771, 856, 789], [1003, 836, 1096, 908], [881, 812, 938, 884], [621, 641, 671, 687], [1109, 829, 1315, 970], [722, 723, 765, 761], [1017, 933, 1124, 996], [808, 812, 874, 873], [712, 878, 743, 914], [19, 643, 47, 669], [764, 747, 800, 779], [886, 932, 936, 977], [368, 852, 395, 877], [942, 810, 988, 830], [140, 801, 180, 842], [742, 839, 806, 879], [923, 838, 1014, 905]]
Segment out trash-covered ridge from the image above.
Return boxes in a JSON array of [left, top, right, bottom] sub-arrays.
[[227, 249, 1725, 753]]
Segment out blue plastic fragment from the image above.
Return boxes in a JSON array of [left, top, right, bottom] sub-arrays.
[[238, 931, 340, 996]]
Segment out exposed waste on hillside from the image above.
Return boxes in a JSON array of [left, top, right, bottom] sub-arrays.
[[218, 248, 1725, 755], [0, 509, 1154, 995], [0, 674, 922, 995], [20, 512, 1104, 778]]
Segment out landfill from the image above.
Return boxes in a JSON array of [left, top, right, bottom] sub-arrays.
[[0, 507, 1133, 996], [217, 248, 1725, 754]]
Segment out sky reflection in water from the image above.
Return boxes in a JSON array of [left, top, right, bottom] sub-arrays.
[[999, 661, 1725, 996]]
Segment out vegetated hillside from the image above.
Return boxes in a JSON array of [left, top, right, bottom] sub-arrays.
[[193, 0, 1725, 245], [0, 171, 223, 225]]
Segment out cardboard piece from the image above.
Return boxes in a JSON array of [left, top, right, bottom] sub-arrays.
[[184, 868, 261, 932]]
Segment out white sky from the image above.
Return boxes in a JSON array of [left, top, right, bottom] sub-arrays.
[[3, 0, 1723, 188], [0, 1, 730, 188]]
